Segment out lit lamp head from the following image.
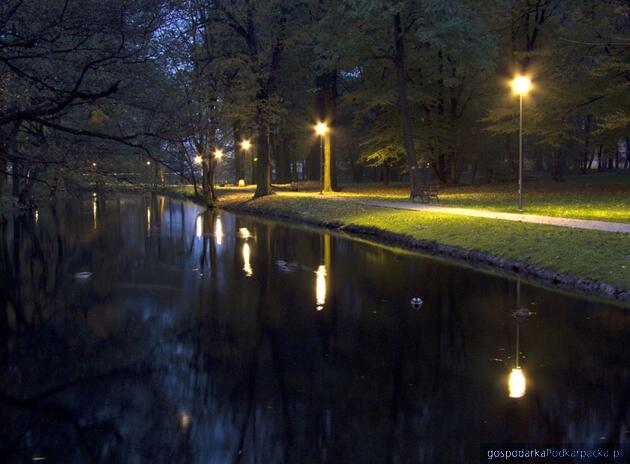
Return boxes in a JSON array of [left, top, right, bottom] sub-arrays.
[[511, 75, 532, 96], [194, 155, 203, 165], [241, 140, 251, 151], [508, 367, 526, 398], [314, 122, 328, 136], [214, 149, 223, 160], [146, 160, 151, 165], [92, 162, 97, 167]]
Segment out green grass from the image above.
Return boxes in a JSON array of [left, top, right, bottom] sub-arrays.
[[326, 173, 630, 223], [227, 193, 630, 290]]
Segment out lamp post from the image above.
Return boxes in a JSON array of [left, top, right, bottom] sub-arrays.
[[511, 75, 531, 212], [240, 140, 251, 186], [314, 122, 329, 194], [213, 148, 223, 187]]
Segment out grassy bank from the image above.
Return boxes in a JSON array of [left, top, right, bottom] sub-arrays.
[[218, 192, 630, 296], [318, 173, 630, 223]]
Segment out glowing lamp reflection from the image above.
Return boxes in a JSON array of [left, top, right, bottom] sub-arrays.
[[196, 216, 202, 238], [239, 227, 251, 240], [146, 207, 151, 233], [508, 367, 526, 398], [179, 410, 191, 429], [92, 197, 97, 230], [215, 216, 223, 245], [242, 243, 253, 277], [315, 265, 326, 310]]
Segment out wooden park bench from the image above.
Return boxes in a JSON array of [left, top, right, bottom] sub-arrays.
[[410, 184, 439, 203]]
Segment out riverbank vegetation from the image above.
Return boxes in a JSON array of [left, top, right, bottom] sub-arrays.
[[217, 190, 630, 294]]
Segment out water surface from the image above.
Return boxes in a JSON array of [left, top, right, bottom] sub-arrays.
[[0, 194, 628, 463]]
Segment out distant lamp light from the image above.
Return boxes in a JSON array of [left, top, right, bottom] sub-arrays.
[[508, 367, 526, 398], [92, 162, 97, 167], [194, 155, 203, 165], [238, 179, 246, 187], [146, 160, 151, 165], [214, 149, 223, 160], [241, 140, 251, 151], [511, 75, 531, 96], [314, 122, 328, 136]]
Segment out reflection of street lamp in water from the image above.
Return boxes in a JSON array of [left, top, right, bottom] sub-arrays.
[[195, 215, 202, 238], [215, 216, 223, 246], [508, 280, 529, 398], [508, 322, 526, 398], [315, 265, 326, 311], [242, 243, 253, 277]]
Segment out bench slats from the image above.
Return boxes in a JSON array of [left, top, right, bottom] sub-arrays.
[[410, 184, 439, 203]]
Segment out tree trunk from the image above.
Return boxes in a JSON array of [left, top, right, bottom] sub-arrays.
[[12, 160, 20, 198], [274, 132, 291, 184], [581, 115, 591, 173], [323, 70, 339, 190], [254, 125, 273, 197], [393, 12, 420, 192], [432, 155, 448, 184], [471, 159, 478, 185]]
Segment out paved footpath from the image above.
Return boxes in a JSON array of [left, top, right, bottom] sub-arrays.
[[363, 200, 630, 234]]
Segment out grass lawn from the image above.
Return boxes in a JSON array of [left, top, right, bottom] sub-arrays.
[[218, 191, 630, 291], [325, 172, 630, 223]]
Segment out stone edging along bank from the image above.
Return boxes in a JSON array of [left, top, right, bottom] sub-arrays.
[[222, 201, 630, 304]]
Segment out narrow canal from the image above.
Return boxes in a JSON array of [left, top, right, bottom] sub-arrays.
[[0, 194, 628, 463]]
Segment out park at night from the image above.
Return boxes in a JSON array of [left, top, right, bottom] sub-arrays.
[[0, 1, 629, 462]]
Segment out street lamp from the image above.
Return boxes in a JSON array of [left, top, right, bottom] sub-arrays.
[[511, 75, 532, 212], [214, 149, 223, 160], [314, 122, 328, 194], [194, 155, 203, 165], [240, 140, 252, 186]]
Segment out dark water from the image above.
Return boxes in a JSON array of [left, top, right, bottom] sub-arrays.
[[0, 194, 628, 463]]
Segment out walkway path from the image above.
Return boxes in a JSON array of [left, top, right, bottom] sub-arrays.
[[363, 200, 630, 234]]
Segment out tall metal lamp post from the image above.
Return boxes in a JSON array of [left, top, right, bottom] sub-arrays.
[[314, 121, 329, 195], [511, 75, 532, 213], [240, 139, 251, 186]]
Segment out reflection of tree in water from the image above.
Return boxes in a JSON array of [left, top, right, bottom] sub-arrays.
[[0, 196, 629, 463]]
